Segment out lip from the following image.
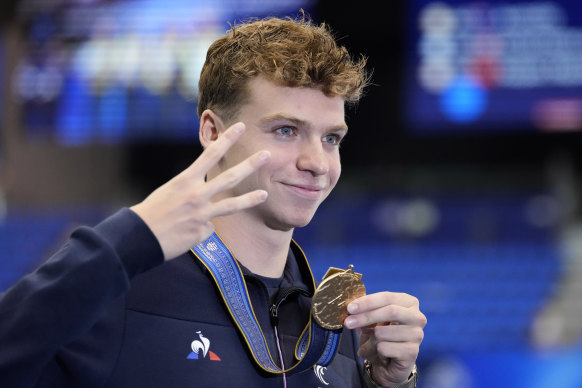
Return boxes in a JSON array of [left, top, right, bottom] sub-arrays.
[[280, 182, 325, 200]]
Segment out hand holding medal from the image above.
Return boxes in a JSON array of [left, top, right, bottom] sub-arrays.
[[341, 283, 426, 388]]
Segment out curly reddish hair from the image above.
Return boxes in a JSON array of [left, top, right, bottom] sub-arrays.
[[197, 13, 369, 121]]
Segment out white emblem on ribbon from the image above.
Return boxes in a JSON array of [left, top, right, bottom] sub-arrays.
[[314, 365, 329, 386]]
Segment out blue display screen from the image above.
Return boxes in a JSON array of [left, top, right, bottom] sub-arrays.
[[403, 0, 582, 134], [14, 0, 314, 145]]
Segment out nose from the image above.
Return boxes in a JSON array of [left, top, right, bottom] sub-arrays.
[[296, 140, 330, 176]]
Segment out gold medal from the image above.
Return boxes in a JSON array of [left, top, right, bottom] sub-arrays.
[[311, 265, 366, 330]]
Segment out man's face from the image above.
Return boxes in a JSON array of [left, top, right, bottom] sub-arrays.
[[213, 77, 347, 231]]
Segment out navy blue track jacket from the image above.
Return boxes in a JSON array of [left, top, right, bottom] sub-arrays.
[[0, 208, 368, 387]]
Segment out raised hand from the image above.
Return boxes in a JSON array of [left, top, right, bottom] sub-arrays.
[[130, 122, 270, 260]]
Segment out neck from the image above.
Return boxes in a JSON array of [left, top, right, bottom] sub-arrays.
[[211, 213, 294, 278]]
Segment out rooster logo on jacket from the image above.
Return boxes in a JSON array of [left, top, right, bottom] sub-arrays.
[[186, 331, 221, 360]]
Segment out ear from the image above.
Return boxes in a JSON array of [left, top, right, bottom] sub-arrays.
[[199, 109, 226, 148]]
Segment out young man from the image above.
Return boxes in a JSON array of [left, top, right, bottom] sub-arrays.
[[0, 15, 426, 387]]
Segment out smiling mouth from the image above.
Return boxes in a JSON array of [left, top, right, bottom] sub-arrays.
[[280, 182, 324, 200]]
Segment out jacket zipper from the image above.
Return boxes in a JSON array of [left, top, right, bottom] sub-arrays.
[[269, 286, 307, 388]]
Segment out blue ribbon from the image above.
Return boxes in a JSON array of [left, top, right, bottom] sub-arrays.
[[191, 233, 342, 374]]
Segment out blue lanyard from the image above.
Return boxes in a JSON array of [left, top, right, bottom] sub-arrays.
[[191, 233, 342, 374]]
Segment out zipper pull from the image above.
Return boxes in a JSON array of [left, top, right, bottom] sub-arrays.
[[270, 303, 279, 326], [269, 286, 309, 327]]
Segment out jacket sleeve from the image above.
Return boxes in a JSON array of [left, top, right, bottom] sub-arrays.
[[0, 208, 165, 387]]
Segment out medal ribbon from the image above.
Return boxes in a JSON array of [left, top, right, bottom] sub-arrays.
[[191, 233, 342, 374]]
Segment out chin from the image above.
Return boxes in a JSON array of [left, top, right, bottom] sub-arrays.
[[257, 200, 321, 230], [267, 212, 316, 231]]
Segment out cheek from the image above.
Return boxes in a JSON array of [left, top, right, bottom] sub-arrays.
[[263, 152, 289, 174], [328, 159, 342, 188]]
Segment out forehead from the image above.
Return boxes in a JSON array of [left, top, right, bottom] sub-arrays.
[[238, 77, 347, 127]]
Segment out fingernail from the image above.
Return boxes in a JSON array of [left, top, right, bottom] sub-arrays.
[[347, 303, 358, 314], [234, 122, 245, 133], [344, 316, 356, 328], [258, 150, 271, 161], [259, 190, 268, 200]]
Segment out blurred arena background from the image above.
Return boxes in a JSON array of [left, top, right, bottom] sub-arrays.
[[1, 0, 582, 386]]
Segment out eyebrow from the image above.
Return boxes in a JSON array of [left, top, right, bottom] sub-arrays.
[[259, 113, 349, 133]]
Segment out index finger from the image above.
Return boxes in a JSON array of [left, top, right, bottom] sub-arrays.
[[347, 292, 419, 315], [185, 122, 247, 180]]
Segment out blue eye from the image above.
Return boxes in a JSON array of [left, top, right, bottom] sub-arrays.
[[276, 127, 295, 136], [323, 134, 341, 145]]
